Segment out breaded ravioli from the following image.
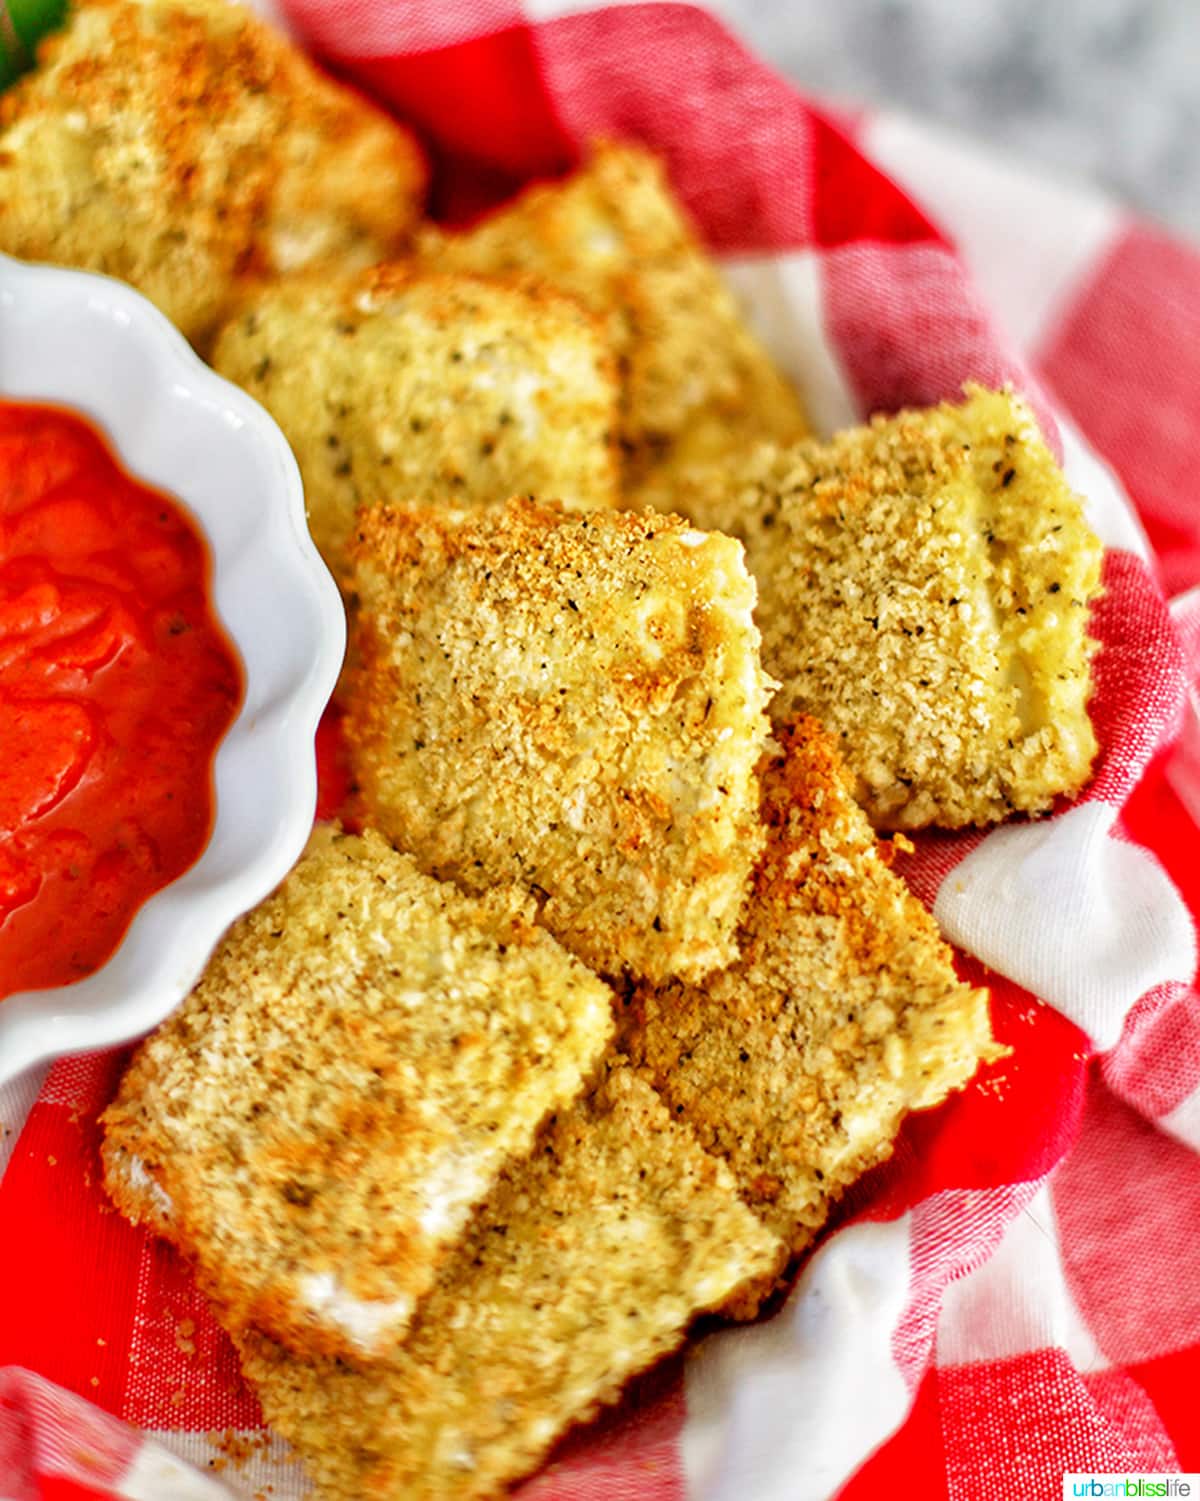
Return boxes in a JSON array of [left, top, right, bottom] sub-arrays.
[[211, 267, 619, 572], [232, 1067, 784, 1501], [688, 385, 1105, 830], [344, 497, 774, 983], [101, 826, 613, 1363], [620, 718, 999, 1280], [424, 142, 808, 507], [0, 0, 425, 344]]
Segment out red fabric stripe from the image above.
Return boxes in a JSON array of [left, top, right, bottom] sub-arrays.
[[117, 1237, 258, 1434], [882, 827, 985, 914], [1037, 225, 1200, 598], [532, 4, 818, 252], [1126, 1345, 1200, 1471], [939, 1348, 1169, 1485], [1053, 1076, 1200, 1368], [1105, 746, 1200, 1118], [0, 1367, 139, 1493], [1104, 980, 1200, 1121], [314, 706, 352, 825], [533, 9, 941, 254], [835, 1366, 948, 1500], [0, 1054, 258, 1435], [340, 31, 578, 210], [1122, 747, 1200, 922], [0, 1057, 139, 1414], [1080, 552, 1189, 812], [849, 968, 1088, 1227], [809, 111, 941, 250], [38, 1484, 119, 1501], [281, 0, 521, 56], [820, 241, 1030, 419], [1079, 1369, 1181, 1473]]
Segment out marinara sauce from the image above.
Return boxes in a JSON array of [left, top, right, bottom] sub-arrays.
[[0, 401, 242, 999]]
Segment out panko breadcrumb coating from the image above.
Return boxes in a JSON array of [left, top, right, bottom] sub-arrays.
[[621, 717, 999, 1285], [686, 385, 1104, 830], [232, 1066, 784, 1501], [101, 826, 613, 1363], [211, 266, 619, 573], [344, 497, 774, 984], [0, 0, 425, 344], [424, 141, 808, 508]]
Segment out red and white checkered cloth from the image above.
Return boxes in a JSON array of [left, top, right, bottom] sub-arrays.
[[2, 4, 1199, 1497]]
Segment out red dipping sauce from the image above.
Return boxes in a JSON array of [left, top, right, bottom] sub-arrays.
[[0, 402, 242, 1000]]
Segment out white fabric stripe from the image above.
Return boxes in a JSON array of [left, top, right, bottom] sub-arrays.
[[936, 1183, 1107, 1373], [0, 1062, 47, 1184], [934, 803, 1196, 1053], [1059, 414, 1154, 562], [721, 251, 860, 436], [1160, 1084, 1200, 1152], [681, 1217, 912, 1501], [863, 113, 1125, 357], [144, 1429, 306, 1500], [117, 1439, 234, 1500]]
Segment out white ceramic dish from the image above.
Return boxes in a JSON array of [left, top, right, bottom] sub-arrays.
[[0, 253, 345, 1086]]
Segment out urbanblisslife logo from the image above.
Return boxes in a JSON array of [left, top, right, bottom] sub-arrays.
[[1063, 1478, 1198, 1499]]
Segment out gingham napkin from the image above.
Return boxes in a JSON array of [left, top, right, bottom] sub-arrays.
[[2, 4, 1198, 1497]]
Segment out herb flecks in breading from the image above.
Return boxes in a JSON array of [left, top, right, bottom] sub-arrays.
[[345, 497, 774, 983], [212, 266, 619, 574], [234, 1067, 783, 1501], [424, 141, 808, 510], [102, 826, 613, 1363], [620, 716, 1000, 1289], [686, 385, 1104, 829]]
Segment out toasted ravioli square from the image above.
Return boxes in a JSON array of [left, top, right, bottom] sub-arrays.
[[211, 267, 619, 572], [424, 142, 807, 508], [344, 498, 774, 983], [101, 826, 614, 1363], [0, 0, 425, 344], [233, 1067, 784, 1501], [620, 717, 999, 1273], [690, 385, 1105, 830]]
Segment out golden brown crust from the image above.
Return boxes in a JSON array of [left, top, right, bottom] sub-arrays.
[[685, 385, 1105, 829], [619, 716, 1000, 1294], [423, 141, 808, 507], [232, 1067, 784, 1501], [344, 496, 774, 983], [101, 826, 614, 1364], [0, 0, 425, 343], [211, 266, 619, 573]]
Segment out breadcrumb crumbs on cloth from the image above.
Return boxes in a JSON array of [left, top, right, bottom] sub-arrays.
[[101, 826, 613, 1364], [344, 495, 774, 984], [684, 385, 1105, 830]]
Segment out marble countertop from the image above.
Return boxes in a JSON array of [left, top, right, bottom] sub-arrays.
[[725, 0, 1199, 241]]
